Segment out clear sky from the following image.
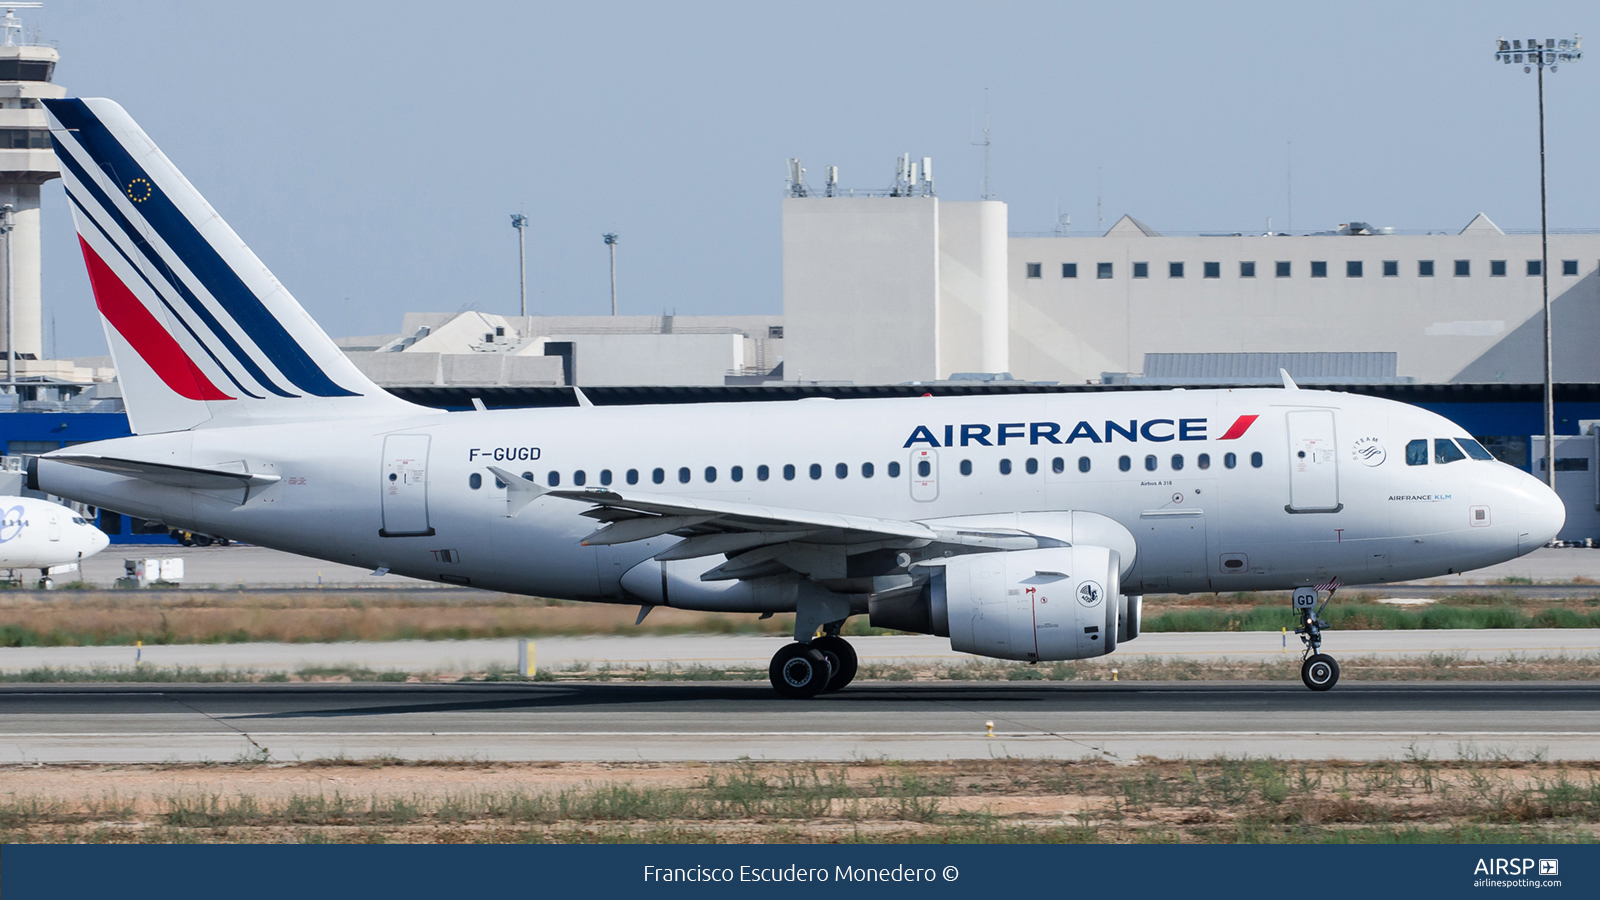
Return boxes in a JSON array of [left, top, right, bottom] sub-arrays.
[[32, 0, 1600, 358]]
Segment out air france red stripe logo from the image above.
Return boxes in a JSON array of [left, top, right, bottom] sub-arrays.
[[1218, 414, 1259, 440], [77, 236, 233, 401]]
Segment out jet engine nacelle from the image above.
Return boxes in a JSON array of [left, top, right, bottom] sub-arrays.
[[933, 546, 1125, 662]]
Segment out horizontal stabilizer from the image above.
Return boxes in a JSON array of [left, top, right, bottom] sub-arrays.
[[46, 454, 280, 490]]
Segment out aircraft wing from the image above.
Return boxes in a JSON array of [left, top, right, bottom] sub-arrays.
[[485, 467, 1047, 582], [44, 454, 282, 491]]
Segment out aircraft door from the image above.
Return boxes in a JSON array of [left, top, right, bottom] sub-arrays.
[[1286, 410, 1341, 512], [47, 510, 60, 541], [381, 434, 435, 537], [910, 449, 939, 502]]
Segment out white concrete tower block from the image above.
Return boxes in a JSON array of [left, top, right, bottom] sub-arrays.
[[976, 200, 1009, 374], [0, 40, 64, 363]]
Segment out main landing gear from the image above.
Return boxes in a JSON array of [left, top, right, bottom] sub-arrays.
[[1292, 586, 1340, 691], [768, 630, 858, 699]]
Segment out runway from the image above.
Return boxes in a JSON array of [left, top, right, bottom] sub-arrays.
[[2, 681, 1595, 764]]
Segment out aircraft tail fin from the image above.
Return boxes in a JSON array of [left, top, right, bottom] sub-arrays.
[[43, 98, 417, 434]]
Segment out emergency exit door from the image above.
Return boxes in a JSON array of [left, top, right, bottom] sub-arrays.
[[1286, 410, 1341, 513], [381, 434, 434, 536], [910, 449, 939, 502]]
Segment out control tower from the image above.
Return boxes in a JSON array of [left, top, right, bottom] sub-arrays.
[[0, 4, 60, 364]]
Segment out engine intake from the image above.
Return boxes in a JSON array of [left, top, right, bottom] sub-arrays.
[[922, 546, 1123, 662]]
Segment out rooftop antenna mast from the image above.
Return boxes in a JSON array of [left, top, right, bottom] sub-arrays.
[[972, 89, 992, 200], [0, 4, 41, 49]]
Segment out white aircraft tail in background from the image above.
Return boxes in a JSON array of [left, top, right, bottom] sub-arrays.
[[0, 496, 109, 588]]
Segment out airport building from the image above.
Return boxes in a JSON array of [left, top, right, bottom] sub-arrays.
[[779, 166, 1600, 387]]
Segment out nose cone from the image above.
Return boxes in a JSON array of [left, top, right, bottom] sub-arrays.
[[1517, 477, 1566, 554], [87, 526, 110, 556]]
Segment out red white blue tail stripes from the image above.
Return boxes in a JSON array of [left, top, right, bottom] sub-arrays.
[[44, 98, 405, 433]]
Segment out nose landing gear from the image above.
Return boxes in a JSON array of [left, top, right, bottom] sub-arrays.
[[1293, 586, 1340, 691]]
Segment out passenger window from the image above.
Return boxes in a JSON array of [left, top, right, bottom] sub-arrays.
[[704, 466, 717, 483], [1224, 452, 1236, 469], [1144, 455, 1157, 471], [887, 461, 900, 477], [757, 464, 769, 481], [1053, 457, 1065, 474], [1000, 459, 1012, 475], [1171, 454, 1184, 471], [1435, 439, 1466, 464], [1250, 452, 1263, 468], [469, 473, 482, 490], [862, 462, 875, 478], [495, 474, 506, 489], [1118, 455, 1131, 472], [960, 460, 973, 476], [783, 464, 796, 481], [1405, 440, 1428, 466], [600, 469, 613, 486], [521, 471, 533, 482], [917, 460, 931, 477], [548, 471, 561, 486], [731, 465, 743, 482], [1458, 439, 1494, 461], [1025, 458, 1038, 475], [835, 463, 848, 479], [1197, 453, 1210, 470], [809, 463, 822, 480], [678, 467, 691, 483], [573, 470, 587, 486], [652, 467, 665, 484], [1078, 456, 1091, 473], [627, 468, 639, 485]]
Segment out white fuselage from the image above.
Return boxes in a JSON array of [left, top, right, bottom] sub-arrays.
[[0, 496, 110, 572], [35, 388, 1564, 604]]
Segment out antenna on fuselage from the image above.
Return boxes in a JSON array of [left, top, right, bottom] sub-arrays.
[[1280, 368, 1300, 390]]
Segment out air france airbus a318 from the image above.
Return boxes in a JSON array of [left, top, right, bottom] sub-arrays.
[[29, 98, 1565, 695]]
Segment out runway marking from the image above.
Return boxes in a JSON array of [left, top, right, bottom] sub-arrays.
[[5, 731, 1600, 738]]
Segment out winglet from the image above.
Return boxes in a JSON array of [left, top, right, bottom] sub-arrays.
[[487, 466, 548, 517], [1280, 368, 1299, 390], [573, 386, 595, 408]]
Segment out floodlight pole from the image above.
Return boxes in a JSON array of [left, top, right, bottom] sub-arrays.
[[1, 203, 13, 393], [1537, 62, 1553, 489], [510, 213, 529, 318], [603, 233, 619, 316], [1496, 36, 1581, 489]]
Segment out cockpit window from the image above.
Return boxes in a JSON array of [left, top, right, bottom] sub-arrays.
[[1458, 438, 1495, 461], [1434, 438, 1466, 464], [1405, 439, 1428, 466]]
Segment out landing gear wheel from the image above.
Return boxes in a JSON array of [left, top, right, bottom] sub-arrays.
[[36, 577, 53, 590], [1301, 654, 1340, 691], [769, 643, 834, 699], [811, 636, 858, 692]]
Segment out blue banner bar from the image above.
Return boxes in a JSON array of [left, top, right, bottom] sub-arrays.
[[4, 844, 1595, 899]]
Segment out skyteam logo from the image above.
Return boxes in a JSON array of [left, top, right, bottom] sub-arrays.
[[902, 415, 1258, 448]]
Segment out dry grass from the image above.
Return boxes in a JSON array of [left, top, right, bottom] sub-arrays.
[[0, 589, 805, 645], [0, 757, 1594, 843], [0, 587, 1593, 647]]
